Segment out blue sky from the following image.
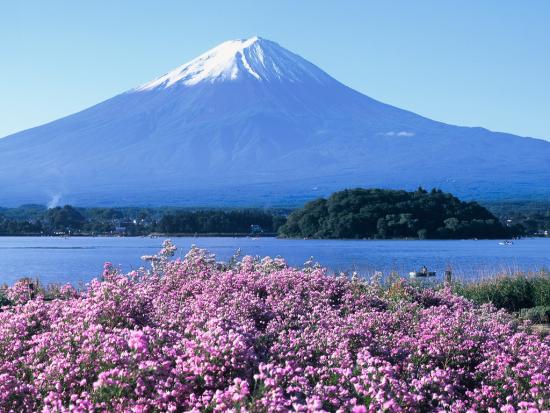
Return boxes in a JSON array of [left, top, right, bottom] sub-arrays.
[[1, 1, 549, 140]]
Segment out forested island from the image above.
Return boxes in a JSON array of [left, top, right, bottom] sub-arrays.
[[0, 187, 548, 238], [279, 188, 522, 239]]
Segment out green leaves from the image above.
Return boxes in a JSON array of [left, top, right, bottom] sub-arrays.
[[279, 188, 511, 239]]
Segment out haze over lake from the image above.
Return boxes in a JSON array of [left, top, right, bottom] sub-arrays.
[[0, 236, 548, 286]]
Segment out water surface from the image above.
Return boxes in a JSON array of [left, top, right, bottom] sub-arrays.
[[0, 236, 548, 286]]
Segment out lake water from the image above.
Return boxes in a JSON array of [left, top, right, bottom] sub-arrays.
[[0, 236, 548, 286]]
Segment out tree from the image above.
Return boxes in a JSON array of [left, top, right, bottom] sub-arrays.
[[45, 205, 85, 232], [278, 188, 512, 240]]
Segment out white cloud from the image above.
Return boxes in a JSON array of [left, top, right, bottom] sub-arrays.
[[397, 131, 415, 137], [383, 131, 415, 137]]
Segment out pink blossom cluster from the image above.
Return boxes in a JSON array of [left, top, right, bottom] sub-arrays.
[[4, 279, 37, 305], [0, 245, 549, 412]]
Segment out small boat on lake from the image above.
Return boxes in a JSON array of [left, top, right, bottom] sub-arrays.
[[498, 240, 514, 246], [409, 266, 436, 278]]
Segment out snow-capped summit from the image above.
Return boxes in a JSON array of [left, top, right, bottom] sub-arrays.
[[135, 37, 331, 90], [0, 37, 549, 207]]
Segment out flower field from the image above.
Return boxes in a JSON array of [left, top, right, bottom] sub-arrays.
[[1, 242, 549, 412]]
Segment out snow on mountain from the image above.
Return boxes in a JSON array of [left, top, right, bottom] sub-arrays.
[[135, 37, 331, 90], [0, 37, 549, 207]]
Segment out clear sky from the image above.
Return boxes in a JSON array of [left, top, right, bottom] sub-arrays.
[[1, 1, 549, 140]]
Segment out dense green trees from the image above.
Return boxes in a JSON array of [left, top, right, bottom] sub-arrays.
[[0, 206, 286, 235], [0, 219, 43, 235], [278, 188, 515, 239], [157, 209, 285, 234], [0, 193, 546, 237], [487, 201, 550, 236], [45, 205, 86, 231]]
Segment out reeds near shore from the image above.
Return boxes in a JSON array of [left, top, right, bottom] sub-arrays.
[[452, 271, 550, 312]]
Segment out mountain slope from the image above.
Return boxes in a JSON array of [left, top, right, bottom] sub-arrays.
[[0, 37, 549, 206]]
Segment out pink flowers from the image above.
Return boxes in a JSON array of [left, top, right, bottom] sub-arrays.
[[5, 279, 37, 304], [128, 330, 149, 354], [0, 243, 549, 412]]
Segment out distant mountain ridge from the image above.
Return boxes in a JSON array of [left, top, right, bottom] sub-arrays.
[[0, 37, 549, 206]]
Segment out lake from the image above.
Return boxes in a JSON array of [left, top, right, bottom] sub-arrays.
[[0, 236, 548, 286]]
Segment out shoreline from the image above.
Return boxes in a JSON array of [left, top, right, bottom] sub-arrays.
[[0, 233, 546, 241], [0, 232, 279, 238]]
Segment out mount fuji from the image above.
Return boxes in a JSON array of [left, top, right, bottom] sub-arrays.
[[1, 36, 549, 207]]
